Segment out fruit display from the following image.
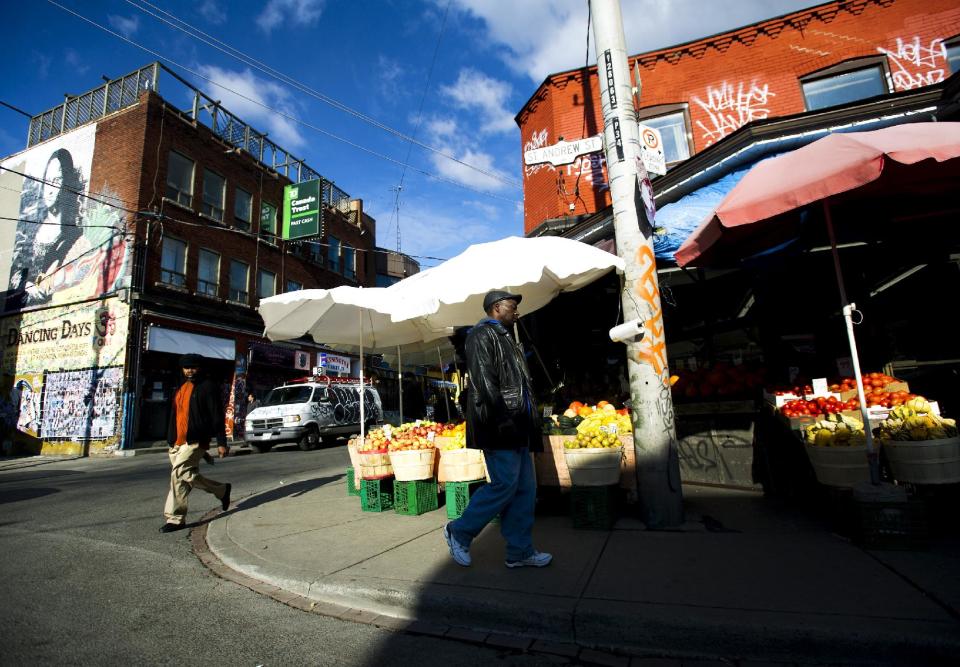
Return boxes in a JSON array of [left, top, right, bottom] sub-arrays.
[[387, 421, 446, 451], [671, 363, 766, 401], [874, 398, 958, 442], [358, 428, 390, 452], [438, 422, 467, 450], [551, 400, 629, 435], [780, 396, 858, 418], [565, 429, 622, 449], [803, 414, 867, 447]]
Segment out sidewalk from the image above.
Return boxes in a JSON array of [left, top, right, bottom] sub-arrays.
[[201, 471, 960, 664]]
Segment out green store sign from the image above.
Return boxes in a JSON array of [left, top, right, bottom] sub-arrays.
[[282, 179, 322, 240]]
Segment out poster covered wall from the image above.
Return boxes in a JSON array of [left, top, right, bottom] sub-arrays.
[[1, 123, 131, 311], [0, 298, 129, 455]]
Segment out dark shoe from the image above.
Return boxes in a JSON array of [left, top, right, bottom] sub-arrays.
[[221, 483, 232, 511], [159, 522, 185, 533]]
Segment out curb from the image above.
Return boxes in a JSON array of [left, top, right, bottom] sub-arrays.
[[189, 509, 703, 667]]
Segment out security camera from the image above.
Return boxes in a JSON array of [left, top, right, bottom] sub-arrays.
[[609, 318, 645, 343]]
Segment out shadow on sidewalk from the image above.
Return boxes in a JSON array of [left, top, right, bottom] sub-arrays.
[[230, 474, 343, 513]]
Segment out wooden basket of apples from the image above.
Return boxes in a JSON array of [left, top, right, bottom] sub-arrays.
[[357, 427, 393, 479], [437, 423, 486, 482], [388, 421, 444, 481]]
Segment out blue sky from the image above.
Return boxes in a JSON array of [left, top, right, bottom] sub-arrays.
[[0, 0, 814, 267]]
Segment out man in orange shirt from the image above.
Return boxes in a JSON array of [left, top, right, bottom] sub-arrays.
[[159, 354, 232, 533]]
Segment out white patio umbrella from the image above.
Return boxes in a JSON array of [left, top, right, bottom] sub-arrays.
[[258, 285, 453, 433], [387, 236, 625, 331]]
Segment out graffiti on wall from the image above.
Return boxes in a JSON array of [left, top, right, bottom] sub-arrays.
[[1, 123, 131, 310], [523, 128, 551, 177], [40, 367, 122, 440], [692, 81, 775, 146], [878, 36, 948, 90]]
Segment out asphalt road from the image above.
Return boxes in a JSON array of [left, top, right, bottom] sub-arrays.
[[0, 445, 570, 666]]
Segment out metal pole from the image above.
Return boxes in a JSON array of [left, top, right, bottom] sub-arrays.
[[358, 306, 365, 442], [437, 345, 452, 422], [591, 0, 683, 526], [397, 345, 404, 424]]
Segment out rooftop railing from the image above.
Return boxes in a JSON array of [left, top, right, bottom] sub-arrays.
[[26, 62, 350, 213]]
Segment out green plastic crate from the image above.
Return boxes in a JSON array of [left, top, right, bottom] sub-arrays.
[[570, 485, 617, 530], [346, 467, 360, 497], [445, 480, 487, 520], [360, 478, 394, 512], [394, 479, 439, 516]]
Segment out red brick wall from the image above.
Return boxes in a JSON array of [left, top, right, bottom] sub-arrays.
[[518, 0, 960, 232], [92, 91, 375, 307]]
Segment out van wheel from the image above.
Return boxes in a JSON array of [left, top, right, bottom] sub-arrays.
[[250, 442, 272, 454], [298, 425, 320, 451]]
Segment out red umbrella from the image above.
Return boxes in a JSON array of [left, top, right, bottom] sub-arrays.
[[676, 122, 960, 268], [676, 122, 960, 485]]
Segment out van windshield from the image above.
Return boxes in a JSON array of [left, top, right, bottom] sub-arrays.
[[262, 386, 314, 406]]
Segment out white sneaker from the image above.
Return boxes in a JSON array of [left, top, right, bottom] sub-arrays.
[[443, 524, 471, 567], [505, 550, 553, 568]]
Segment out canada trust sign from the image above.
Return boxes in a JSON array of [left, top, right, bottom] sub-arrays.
[[523, 135, 604, 167]]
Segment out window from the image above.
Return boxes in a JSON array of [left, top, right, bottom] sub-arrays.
[[197, 248, 220, 297], [343, 244, 356, 280], [165, 151, 194, 207], [229, 259, 249, 303], [328, 236, 340, 273], [160, 237, 187, 287], [260, 201, 277, 236], [202, 169, 226, 221], [947, 39, 960, 75], [640, 109, 691, 165], [234, 188, 252, 230], [801, 60, 888, 111], [258, 269, 276, 299], [286, 279, 303, 293]]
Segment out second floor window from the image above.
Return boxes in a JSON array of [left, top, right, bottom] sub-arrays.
[[642, 110, 691, 165], [802, 63, 888, 111], [160, 237, 187, 287], [197, 248, 220, 297], [260, 201, 277, 236], [343, 245, 356, 280], [258, 269, 276, 299], [202, 169, 226, 221], [328, 236, 340, 273], [235, 188, 252, 231], [947, 38, 960, 75], [165, 151, 194, 207], [229, 259, 249, 303], [286, 279, 303, 292]]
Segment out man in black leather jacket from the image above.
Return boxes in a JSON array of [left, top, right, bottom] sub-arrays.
[[443, 291, 552, 568]]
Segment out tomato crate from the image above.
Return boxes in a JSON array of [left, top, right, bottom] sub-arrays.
[[570, 484, 618, 530], [445, 480, 487, 520], [346, 467, 360, 497], [394, 479, 439, 516], [360, 478, 394, 512]]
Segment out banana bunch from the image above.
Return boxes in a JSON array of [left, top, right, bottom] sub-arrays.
[[875, 396, 957, 441], [804, 414, 867, 447], [575, 410, 631, 435]]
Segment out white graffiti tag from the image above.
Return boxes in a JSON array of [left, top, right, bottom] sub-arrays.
[[692, 81, 775, 146], [523, 128, 553, 177], [878, 36, 948, 90]]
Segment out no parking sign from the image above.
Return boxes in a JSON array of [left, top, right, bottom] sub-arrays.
[[638, 123, 666, 176]]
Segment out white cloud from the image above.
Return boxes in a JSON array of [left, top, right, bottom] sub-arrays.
[[195, 65, 304, 149], [446, 0, 819, 82], [440, 68, 515, 135], [64, 49, 89, 75], [373, 200, 498, 261], [197, 0, 227, 25], [257, 0, 325, 34], [417, 116, 512, 192], [377, 55, 405, 98], [107, 14, 140, 38]]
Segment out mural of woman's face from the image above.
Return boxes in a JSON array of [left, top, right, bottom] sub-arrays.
[[42, 156, 63, 210]]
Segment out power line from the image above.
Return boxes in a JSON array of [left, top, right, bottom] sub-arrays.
[[389, 0, 452, 254], [123, 0, 521, 190], [1, 99, 32, 117], [44, 1, 520, 205]]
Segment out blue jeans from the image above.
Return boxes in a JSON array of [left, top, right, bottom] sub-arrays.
[[449, 448, 536, 561]]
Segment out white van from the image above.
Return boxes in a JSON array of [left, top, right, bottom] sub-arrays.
[[244, 376, 382, 453]]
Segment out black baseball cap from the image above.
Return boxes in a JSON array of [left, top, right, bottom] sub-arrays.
[[179, 353, 205, 368], [483, 290, 522, 312]]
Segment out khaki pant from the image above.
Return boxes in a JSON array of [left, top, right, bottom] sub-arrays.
[[164, 443, 227, 525]]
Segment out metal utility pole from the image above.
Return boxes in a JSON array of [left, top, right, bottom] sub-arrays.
[[591, 0, 683, 527]]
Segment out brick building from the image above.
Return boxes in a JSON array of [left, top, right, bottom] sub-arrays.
[[518, 0, 960, 233], [0, 63, 392, 455]]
